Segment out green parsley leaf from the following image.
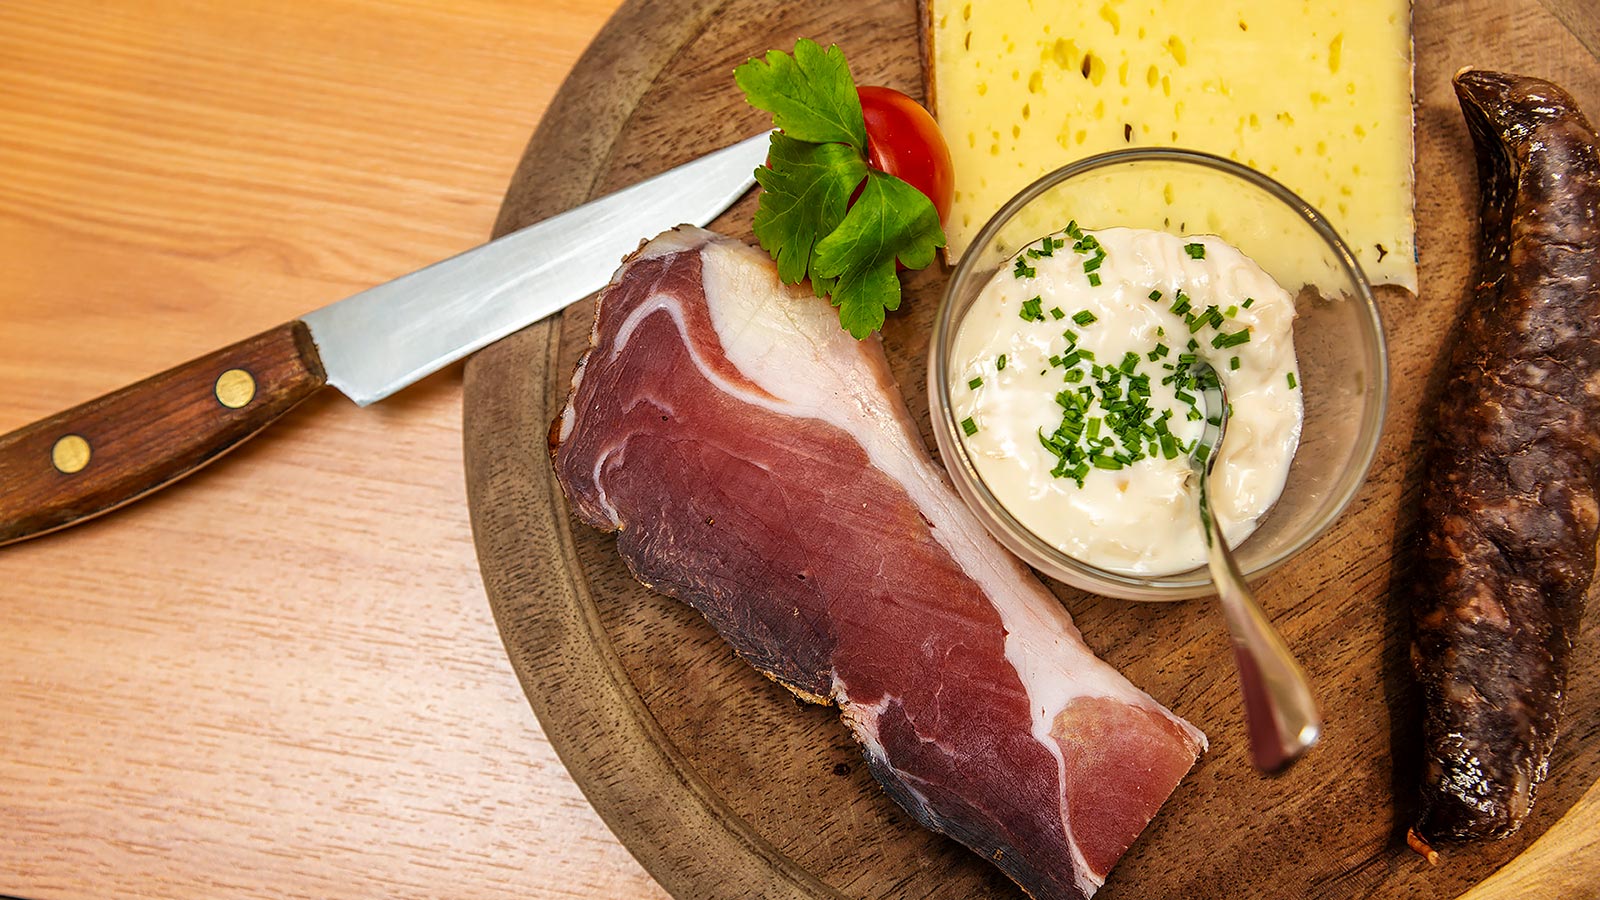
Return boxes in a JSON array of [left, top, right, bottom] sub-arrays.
[[738, 40, 948, 338], [812, 171, 945, 338], [734, 39, 867, 151], [751, 134, 868, 285]]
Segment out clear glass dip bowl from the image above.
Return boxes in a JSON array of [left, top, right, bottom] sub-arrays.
[[929, 149, 1388, 601]]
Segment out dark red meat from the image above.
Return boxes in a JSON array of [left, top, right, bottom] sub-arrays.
[[551, 226, 1204, 898]]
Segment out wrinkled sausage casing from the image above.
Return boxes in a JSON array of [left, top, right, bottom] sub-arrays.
[[1412, 70, 1600, 844]]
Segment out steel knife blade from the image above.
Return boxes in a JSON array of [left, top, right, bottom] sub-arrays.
[[0, 132, 770, 546]]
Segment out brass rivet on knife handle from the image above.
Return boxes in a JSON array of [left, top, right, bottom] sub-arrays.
[[0, 321, 327, 547], [50, 435, 91, 474], [214, 368, 257, 409]]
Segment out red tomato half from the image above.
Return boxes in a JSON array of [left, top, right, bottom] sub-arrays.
[[857, 85, 955, 225]]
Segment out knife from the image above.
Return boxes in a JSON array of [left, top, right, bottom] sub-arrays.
[[0, 132, 770, 547]]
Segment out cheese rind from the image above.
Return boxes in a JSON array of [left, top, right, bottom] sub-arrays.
[[929, 0, 1416, 292]]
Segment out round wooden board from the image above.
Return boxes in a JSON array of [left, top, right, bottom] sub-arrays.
[[463, 2, 1600, 898]]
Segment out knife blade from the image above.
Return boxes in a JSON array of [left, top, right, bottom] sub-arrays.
[[0, 132, 770, 547]]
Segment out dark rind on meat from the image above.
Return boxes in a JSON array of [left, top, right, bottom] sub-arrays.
[[1411, 70, 1600, 842]]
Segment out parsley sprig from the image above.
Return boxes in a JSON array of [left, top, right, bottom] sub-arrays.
[[736, 39, 946, 338]]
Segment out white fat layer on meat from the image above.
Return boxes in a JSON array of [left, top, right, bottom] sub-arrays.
[[831, 677, 938, 819], [679, 229, 1204, 892], [558, 358, 584, 445]]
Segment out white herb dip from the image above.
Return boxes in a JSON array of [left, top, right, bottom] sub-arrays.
[[952, 225, 1303, 576]]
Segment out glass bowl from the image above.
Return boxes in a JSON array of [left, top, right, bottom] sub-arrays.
[[929, 149, 1388, 601]]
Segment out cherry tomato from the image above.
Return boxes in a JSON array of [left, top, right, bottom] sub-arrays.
[[857, 85, 955, 225]]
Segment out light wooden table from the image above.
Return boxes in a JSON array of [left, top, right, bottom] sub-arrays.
[[0, 1, 669, 897], [4, 3, 1600, 899]]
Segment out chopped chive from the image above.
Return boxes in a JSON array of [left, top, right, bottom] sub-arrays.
[[1061, 350, 1082, 368], [1063, 329, 1078, 343], [1229, 356, 1241, 371], [1014, 257, 1037, 279], [1050, 306, 1066, 320], [997, 354, 1007, 371], [1211, 328, 1253, 349], [1072, 310, 1097, 326], [1087, 273, 1102, 287], [1119, 351, 1140, 374], [1288, 371, 1298, 389], [1083, 254, 1104, 273], [961, 417, 978, 436], [1092, 455, 1124, 470], [1243, 297, 1256, 308], [1160, 432, 1178, 459], [1078, 348, 1095, 361], [1185, 242, 1206, 259], [1020, 297, 1045, 321], [1064, 368, 1085, 383], [1225, 305, 1239, 318], [968, 377, 984, 389], [1148, 289, 1163, 301]]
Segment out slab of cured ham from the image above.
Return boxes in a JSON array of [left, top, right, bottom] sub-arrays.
[[550, 226, 1206, 900]]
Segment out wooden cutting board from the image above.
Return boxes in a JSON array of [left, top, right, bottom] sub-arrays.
[[462, 1, 1600, 898]]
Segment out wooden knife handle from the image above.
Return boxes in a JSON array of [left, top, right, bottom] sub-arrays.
[[0, 321, 327, 546]]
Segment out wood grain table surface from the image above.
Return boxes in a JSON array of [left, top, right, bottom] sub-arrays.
[[4, 3, 1600, 899], [0, 1, 672, 897]]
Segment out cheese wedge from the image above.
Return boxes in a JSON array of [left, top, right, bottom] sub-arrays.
[[926, 0, 1416, 293]]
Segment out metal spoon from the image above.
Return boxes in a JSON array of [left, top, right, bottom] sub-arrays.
[[1188, 361, 1322, 773]]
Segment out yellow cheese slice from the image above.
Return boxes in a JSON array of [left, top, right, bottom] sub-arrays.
[[927, 0, 1416, 293]]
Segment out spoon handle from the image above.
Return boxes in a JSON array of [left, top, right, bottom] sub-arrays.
[[1201, 508, 1322, 773]]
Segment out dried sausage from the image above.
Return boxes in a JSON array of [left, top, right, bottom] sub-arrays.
[[1410, 70, 1600, 847]]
